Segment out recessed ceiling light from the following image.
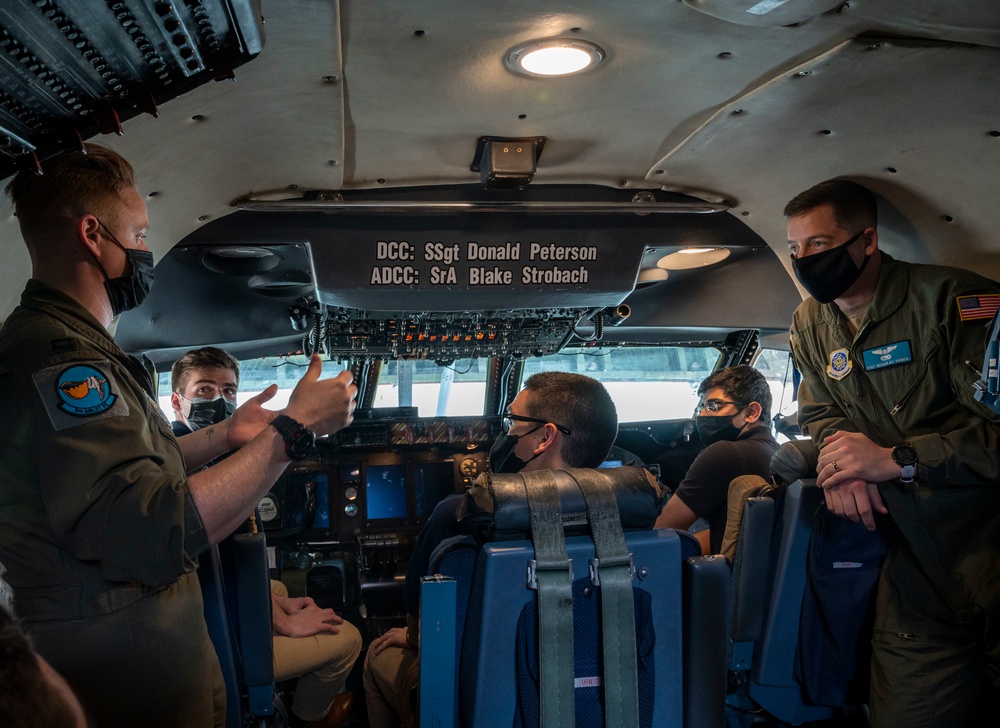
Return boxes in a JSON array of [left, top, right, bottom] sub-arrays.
[[656, 248, 731, 270], [506, 39, 605, 78]]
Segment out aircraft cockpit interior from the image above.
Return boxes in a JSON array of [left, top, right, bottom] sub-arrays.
[[2, 0, 999, 726]]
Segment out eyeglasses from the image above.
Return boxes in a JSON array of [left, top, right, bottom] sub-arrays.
[[700, 399, 744, 414], [502, 414, 571, 436]]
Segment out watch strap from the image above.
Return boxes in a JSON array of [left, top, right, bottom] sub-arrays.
[[271, 414, 315, 460]]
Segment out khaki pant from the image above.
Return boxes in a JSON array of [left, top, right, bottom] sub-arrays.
[[270, 581, 363, 722], [362, 643, 420, 728]]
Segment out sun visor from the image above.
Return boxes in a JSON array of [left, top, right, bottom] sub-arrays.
[[308, 216, 648, 312]]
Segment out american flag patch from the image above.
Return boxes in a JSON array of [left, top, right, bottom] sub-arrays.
[[956, 294, 1000, 321]]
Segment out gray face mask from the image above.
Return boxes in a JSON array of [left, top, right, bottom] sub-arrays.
[[185, 396, 237, 431]]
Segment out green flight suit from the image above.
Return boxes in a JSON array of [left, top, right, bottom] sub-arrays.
[[0, 281, 223, 727], [790, 253, 1000, 727]]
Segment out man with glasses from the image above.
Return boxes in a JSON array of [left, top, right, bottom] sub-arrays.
[[363, 371, 618, 727], [786, 178, 1000, 724], [0, 144, 358, 727], [654, 365, 777, 554]]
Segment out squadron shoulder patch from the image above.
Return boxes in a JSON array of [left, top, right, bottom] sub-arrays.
[[956, 293, 1000, 321], [32, 361, 130, 431], [826, 348, 852, 381]]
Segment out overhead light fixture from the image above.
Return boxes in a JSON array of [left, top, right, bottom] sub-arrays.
[[636, 267, 669, 289], [506, 38, 605, 78], [656, 247, 731, 270]]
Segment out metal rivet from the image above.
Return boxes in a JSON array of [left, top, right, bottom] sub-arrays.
[[819, 129, 832, 135], [942, 215, 954, 222], [718, 52, 732, 59], [198, 215, 208, 221], [886, 167, 897, 173]]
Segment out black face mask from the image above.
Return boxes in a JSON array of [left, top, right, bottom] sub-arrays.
[[791, 230, 869, 304], [185, 396, 237, 431], [93, 220, 154, 316], [696, 414, 744, 447], [105, 247, 154, 316], [488, 428, 543, 474]]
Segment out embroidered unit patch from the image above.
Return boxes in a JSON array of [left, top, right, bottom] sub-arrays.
[[33, 361, 129, 430], [956, 294, 1000, 321], [862, 341, 913, 371], [826, 348, 852, 380], [55, 364, 116, 415]]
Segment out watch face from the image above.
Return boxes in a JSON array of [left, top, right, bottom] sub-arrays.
[[893, 445, 917, 465]]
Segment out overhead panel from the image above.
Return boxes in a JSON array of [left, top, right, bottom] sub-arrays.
[[0, 0, 264, 178]]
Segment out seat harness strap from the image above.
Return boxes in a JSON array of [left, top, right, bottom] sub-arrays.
[[568, 468, 640, 728], [522, 469, 576, 728]]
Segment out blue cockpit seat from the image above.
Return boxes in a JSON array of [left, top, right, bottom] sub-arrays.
[[199, 530, 280, 726], [724, 439, 884, 727], [422, 466, 730, 728]]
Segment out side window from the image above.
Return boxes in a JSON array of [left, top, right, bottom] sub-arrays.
[[753, 348, 799, 439], [525, 346, 722, 422]]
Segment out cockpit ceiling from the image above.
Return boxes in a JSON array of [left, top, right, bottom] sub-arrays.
[[2, 0, 999, 339]]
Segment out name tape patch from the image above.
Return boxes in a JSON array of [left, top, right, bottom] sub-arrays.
[[862, 340, 913, 371]]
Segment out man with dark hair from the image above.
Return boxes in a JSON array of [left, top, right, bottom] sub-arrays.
[[654, 365, 778, 554], [170, 347, 242, 436], [362, 371, 619, 727], [786, 178, 1000, 725], [0, 143, 357, 727]]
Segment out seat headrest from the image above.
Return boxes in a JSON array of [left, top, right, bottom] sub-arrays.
[[455, 467, 669, 541], [769, 439, 819, 484]]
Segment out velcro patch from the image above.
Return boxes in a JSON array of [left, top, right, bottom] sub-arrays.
[[33, 361, 130, 431], [48, 337, 78, 354], [956, 293, 1000, 321]]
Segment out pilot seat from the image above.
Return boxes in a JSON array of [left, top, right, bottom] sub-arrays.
[[417, 466, 731, 728]]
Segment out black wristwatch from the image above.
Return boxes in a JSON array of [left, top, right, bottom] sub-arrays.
[[891, 444, 918, 484], [271, 414, 316, 460]]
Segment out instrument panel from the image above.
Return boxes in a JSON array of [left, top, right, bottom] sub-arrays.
[[258, 415, 498, 544]]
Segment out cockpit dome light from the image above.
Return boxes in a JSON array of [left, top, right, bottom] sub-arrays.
[[506, 39, 605, 78]]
